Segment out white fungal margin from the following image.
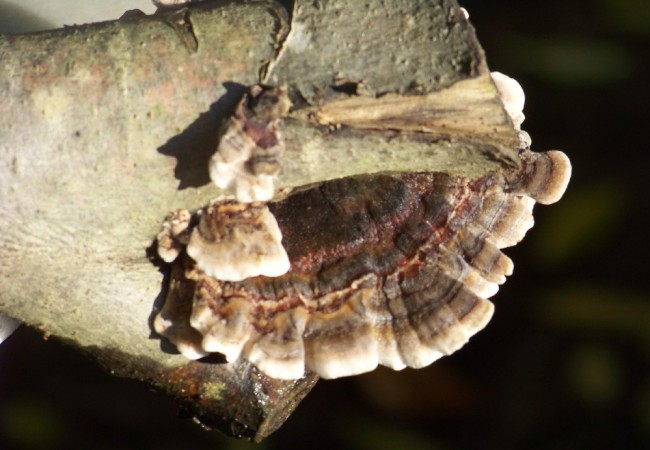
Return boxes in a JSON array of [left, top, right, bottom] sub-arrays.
[[491, 71, 526, 130], [186, 201, 290, 282]]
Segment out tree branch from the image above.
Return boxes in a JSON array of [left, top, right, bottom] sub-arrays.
[[0, 0, 516, 440]]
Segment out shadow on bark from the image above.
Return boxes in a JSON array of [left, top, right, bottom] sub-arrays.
[[157, 81, 247, 189]]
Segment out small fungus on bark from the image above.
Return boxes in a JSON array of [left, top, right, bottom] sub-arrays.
[[209, 86, 291, 203]]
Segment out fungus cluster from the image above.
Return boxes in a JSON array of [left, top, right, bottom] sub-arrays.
[[154, 79, 571, 380], [158, 86, 293, 283]]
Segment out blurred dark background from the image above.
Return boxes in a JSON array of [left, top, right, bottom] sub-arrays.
[[1, 1, 648, 449]]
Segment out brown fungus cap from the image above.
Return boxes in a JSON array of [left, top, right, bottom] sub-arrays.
[[154, 148, 571, 379]]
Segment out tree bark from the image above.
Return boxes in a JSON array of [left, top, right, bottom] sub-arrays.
[[0, 0, 517, 440]]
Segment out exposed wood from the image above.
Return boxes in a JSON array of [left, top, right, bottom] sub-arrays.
[[0, 0, 516, 440]]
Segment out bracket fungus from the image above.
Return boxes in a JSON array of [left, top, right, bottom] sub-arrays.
[[155, 123, 571, 379], [491, 71, 526, 130], [209, 85, 291, 203], [157, 201, 290, 282]]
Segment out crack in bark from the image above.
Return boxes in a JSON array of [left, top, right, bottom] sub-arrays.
[[259, 1, 293, 83], [162, 7, 199, 52]]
